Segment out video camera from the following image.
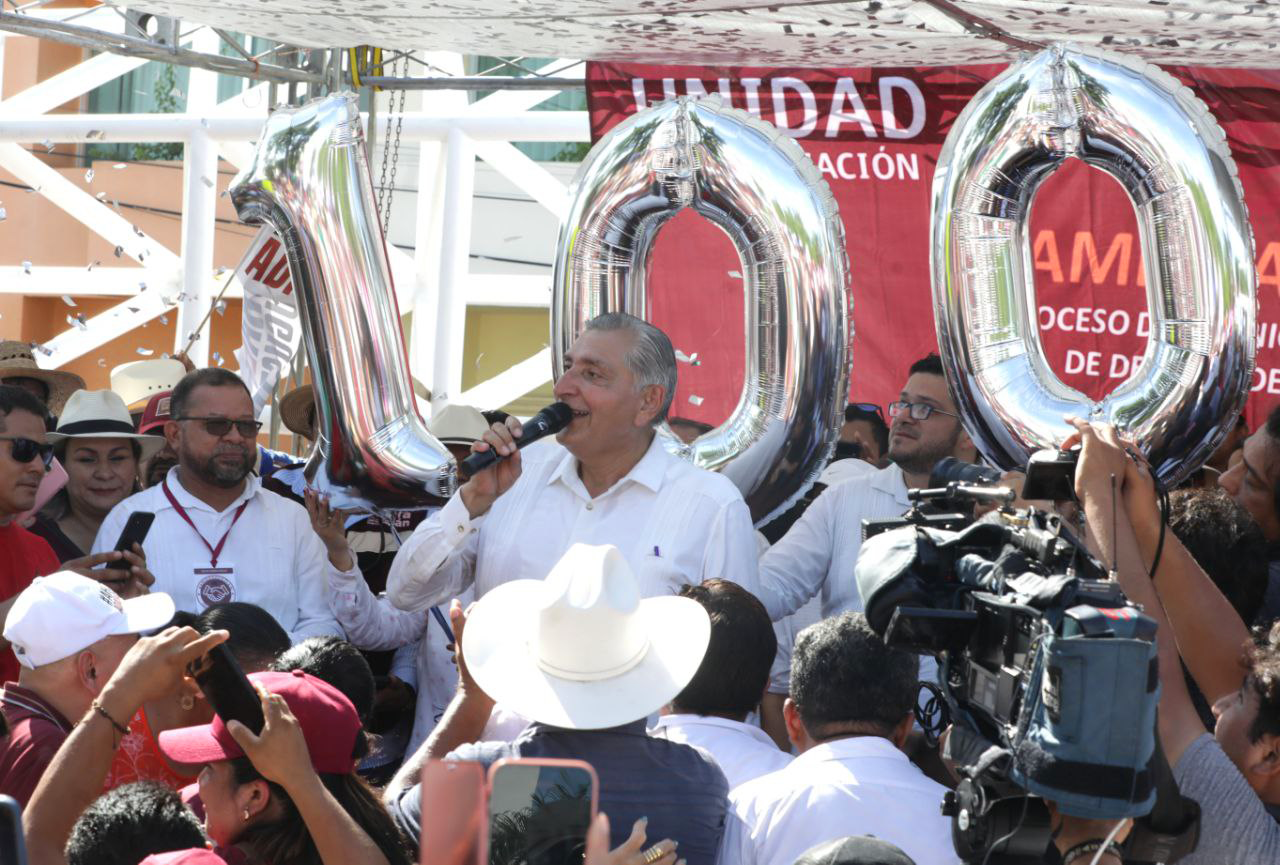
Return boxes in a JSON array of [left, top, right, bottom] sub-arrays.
[[855, 457, 1199, 865]]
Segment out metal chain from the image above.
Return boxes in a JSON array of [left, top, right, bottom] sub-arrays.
[[382, 57, 407, 236], [375, 53, 394, 222]]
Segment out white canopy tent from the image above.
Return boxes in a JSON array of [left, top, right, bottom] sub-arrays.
[[101, 1, 1280, 68]]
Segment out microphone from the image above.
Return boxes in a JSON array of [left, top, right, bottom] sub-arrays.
[[458, 402, 574, 477]]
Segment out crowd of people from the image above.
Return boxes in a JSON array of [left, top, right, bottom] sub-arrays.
[[0, 312, 1278, 865]]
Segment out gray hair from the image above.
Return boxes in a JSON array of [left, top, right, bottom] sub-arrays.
[[584, 313, 677, 424]]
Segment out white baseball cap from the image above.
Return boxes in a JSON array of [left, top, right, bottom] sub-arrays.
[[3, 571, 176, 669]]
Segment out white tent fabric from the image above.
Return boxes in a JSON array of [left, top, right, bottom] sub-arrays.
[[122, 0, 1280, 67]]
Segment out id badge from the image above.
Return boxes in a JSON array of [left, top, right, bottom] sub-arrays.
[[194, 564, 236, 609]]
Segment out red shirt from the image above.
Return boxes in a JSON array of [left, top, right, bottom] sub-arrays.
[[104, 708, 191, 793], [0, 683, 72, 806], [0, 522, 61, 684]]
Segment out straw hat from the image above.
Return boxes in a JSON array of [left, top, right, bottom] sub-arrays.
[[48, 390, 166, 460], [278, 379, 434, 439], [110, 359, 187, 411], [0, 340, 86, 414], [461, 543, 711, 730], [428, 403, 490, 445]]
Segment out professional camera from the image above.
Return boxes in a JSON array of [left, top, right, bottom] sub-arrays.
[[856, 475, 1199, 865]]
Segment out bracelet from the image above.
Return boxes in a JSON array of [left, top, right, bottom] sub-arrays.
[[90, 700, 129, 737], [1062, 840, 1121, 865]]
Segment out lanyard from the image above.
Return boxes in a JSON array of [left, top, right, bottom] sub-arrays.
[[162, 478, 250, 568]]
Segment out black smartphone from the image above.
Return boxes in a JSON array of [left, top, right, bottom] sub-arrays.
[[113, 511, 156, 553], [486, 759, 597, 865], [0, 795, 26, 865], [188, 643, 265, 735]]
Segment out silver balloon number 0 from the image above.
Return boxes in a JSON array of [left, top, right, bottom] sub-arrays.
[[553, 96, 852, 524], [231, 95, 455, 511], [932, 45, 1255, 486]]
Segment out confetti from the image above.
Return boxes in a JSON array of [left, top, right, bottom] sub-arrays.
[[160, 315, 169, 325], [728, 270, 743, 279], [42, 139, 53, 152], [60, 295, 76, 307], [201, 176, 214, 188], [687, 394, 705, 406], [138, 282, 147, 292], [213, 352, 224, 367], [136, 347, 154, 356], [113, 163, 126, 170], [87, 261, 100, 271], [215, 266, 228, 276], [674, 349, 700, 365], [21, 261, 31, 274], [96, 192, 107, 201], [214, 300, 227, 316], [97, 358, 107, 367], [127, 306, 140, 314], [30, 343, 52, 357], [0, 207, 6, 221], [132, 225, 143, 237], [113, 245, 124, 258], [87, 130, 105, 140], [186, 331, 200, 343], [84, 168, 95, 183], [67, 313, 88, 331]]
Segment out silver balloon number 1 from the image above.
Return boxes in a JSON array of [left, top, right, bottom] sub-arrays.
[[932, 45, 1255, 487], [553, 96, 852, 525], [231, 95, 455, 511]]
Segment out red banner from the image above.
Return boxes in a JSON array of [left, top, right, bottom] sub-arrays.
[[586, 63, 1280, 429]]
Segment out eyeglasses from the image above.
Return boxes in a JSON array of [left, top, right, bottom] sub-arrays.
[[0, 436, 55, 469], [888, 401, 959, 422], [177, 417, 263, 439]]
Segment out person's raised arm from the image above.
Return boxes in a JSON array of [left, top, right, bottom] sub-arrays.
[[1069, 419, 1207, 766], [1115, 455, 1253, 703], [22, 626, 229, 865], [227, 690, 391, 865], [385, 600, 494, 801]]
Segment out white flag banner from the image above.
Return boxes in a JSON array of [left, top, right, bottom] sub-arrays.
[[232, 226, 303, 415]]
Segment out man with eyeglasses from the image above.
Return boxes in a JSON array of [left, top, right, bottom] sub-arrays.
[[91, 369, 343, 641], [759, 353, 979, 620]]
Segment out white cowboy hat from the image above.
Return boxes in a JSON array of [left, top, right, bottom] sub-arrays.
[[48, 390, 167, 460], [428, 403, 489, 445], [0, 340, 86, 415], [110, 358, 187, 411], [462, 543, 711, 730]]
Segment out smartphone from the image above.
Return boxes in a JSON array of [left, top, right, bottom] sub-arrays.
[[16, 457, 67, 525], [486, 758, 598, 865], [0, 795, 26, 865], [113, 511, 156, 553], [188, 643, 264, 735], [419, 760, 487, 865]]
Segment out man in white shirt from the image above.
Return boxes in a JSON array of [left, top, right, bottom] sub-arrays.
[[719, 613, 960, 865], [93, 369, 343, 641], [386, 313, 769, 615], [651, 579, 792, 788], [760, 354, 978, 620]]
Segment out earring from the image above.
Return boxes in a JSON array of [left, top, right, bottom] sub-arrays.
[[242, 807, 251, 822], [179, 695, 195, 711]]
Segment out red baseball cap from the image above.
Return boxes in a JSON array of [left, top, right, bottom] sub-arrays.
[[137, 390, 173, 435], [157, 670, 360, 775]]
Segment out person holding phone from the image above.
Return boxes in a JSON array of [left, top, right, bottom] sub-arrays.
[[155, 670, 413, 865], [30, 390, 163, 569]]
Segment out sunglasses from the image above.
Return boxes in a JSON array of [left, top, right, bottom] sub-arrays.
[[177, 416, 264, 439], [0, 436, 55, 469], [848, 401, 886, 423]]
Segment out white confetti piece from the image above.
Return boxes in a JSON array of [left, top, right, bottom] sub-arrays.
[[67, 313, 88, 331], [87, 130, 104, 140], [688, 394, 705, 406], [113, 163, 126, 170], [138, 282, 147, 292], [728, 270, 743, 279], [87, 261, 100, 271], [0, 207, 6, 221], [42, 139, 53, 152], [201, 176, 214, 188], [674, 349, 700, 365], [132, 225, 143, 237], [21, 261, 31, 274], [84, 168, 95, 183], [214, 353, 224, 367], [127, 306, 140, 314], [159, 315, 169, 325], [113, 245, 124, 258], [215, 266, 228, 276], [214, 300, 227, 316], [97, 358, 107, 367], [96, 192, 107, 201], [61, 295, 76, 307], [136, 347, 154, 356]]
